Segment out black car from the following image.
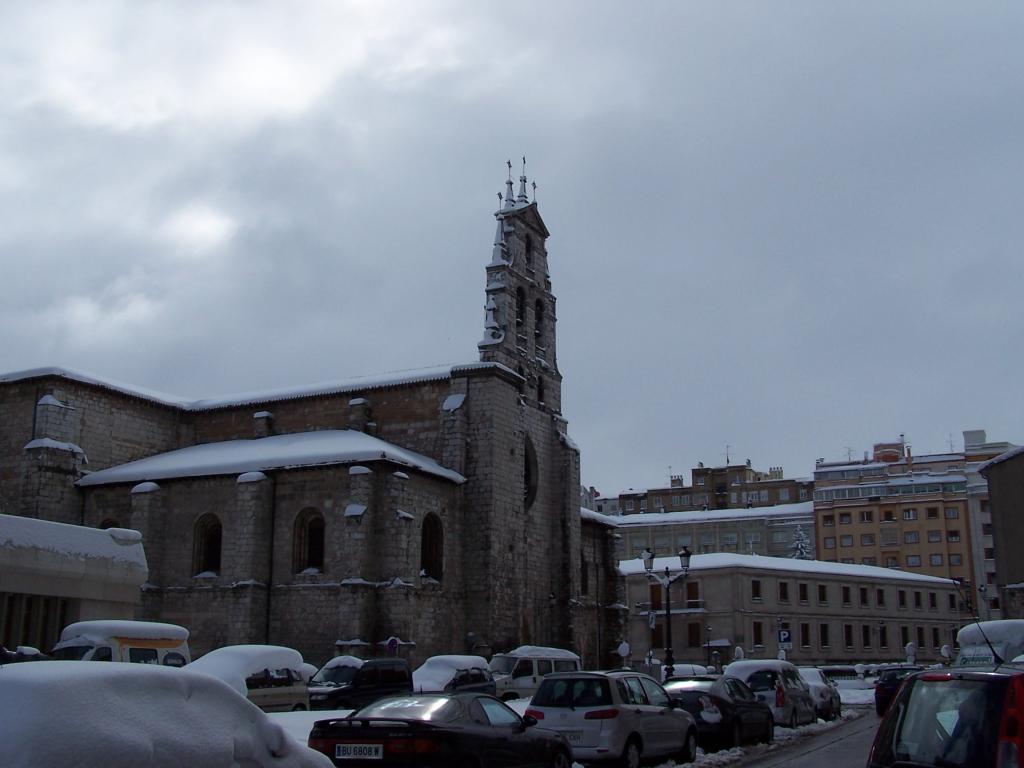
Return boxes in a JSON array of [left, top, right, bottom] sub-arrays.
[[663, 675, 774, 750], [873, 664, 924, 716], [868, 665, 1024, 767], [307, 692, 572, 767], [308, 658, 413, 711]]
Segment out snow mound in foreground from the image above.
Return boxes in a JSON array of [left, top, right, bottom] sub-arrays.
[[0, 661, 331, 768]]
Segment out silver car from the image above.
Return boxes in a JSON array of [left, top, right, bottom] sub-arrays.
[[797, 666, 842, 721], [724, 659, 816, 729], [525, 670, 698, 768]]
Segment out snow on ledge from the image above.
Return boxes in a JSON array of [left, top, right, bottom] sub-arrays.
[[237, 471, 267, 484], [131, 481, 161, 494], [252, 411, 273, 419], [442, 394, 466, 412], [393, 471, 409, 480], [0, 514, 146, 569], [395, 510, 414, 521], [344, 504, 367, 518], [340, 578, 377, 587], [349, 466, 372, 475], [106, 528, 142, 545], [24, 437, 87, 457], [37, 394, 71, 408]]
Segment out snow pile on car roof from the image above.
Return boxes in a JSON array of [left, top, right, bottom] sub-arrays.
[[498, 646, 581, 659], [188, 644, 305, 697], [0, 661, 331, 768], [413, 655, 489, 691], [321, 654, 364, 671]]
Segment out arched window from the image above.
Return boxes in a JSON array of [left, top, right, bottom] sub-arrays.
[[293, 508, 325, 574], [420, 514, 444, 581], [534, 299, 545, 337], [98, 519, 119, 529], [537, 377, 546, 405], [524, 235, 533, 269], [515, 287, 526, 327], [193, 514, 222, 576]]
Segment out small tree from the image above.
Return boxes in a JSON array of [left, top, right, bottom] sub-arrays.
[[790, 525, 812, 559]]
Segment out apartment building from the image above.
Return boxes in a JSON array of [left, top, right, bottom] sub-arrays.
[[980, 446, 1024, 619], [621, 553, 963, 668]]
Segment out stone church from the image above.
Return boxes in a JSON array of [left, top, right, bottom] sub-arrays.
[[0, 170, 621, 665]]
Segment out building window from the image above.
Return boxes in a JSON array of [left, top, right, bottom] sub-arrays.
[[862, 556, 877, 565], [881, 528, 899, 546], [929, 592, 937, 609], [293, 508, 325, 574], [926, 507, 939, 520], [840, 535, 853, 547], [772, 531, 789, 543], [914, 591, 923, 609], [877, 588, 886, 606], [880, 625, 889, 648], [800, 623, 811, 648], [903, 508, 918, 521], [625, 500, 635, 511], [534, 299, 545, 337], [927, 530, 942, 543], [639, 499, 647, 511], [898, 590, 907, 608], [862, 624, 872, 648], [676, 533, 693, 547], [948, 594, 957, 610], [779, 488, 790, 501], [671, 495, 680, 506], [799, 489, 808, 500], [842, 586, 852, 605], [844, 624, 854, 649], [839, 513, 852, 525], [905, 531, 920, 544], [515, 287, 525, 327], [859, 587, 869, 607], [860, 511, 874, 523], [823, 515, 835, 527], [861, 534, 876, 546], [901, 626, 910, 649], [907, 555, 922, 567], [193, 514, 223, 576], [420, 513, 444, 581], [886, 556, 899, 567], [753, 621, 764, 646], [680, 495, 691, 506], [883, 510, 895, 522], [824, 536, 836, 549], [751, 579, 762, 601], [930, 554, 944, 566], [799, 583, 809, 603], [779, 582, 790, 602], [932, 627, 941, 648], [916, 626, 925, 649], [948, 530, 961, 543], [945, 508, 960, 519], [819, 623, 830, 648], [818, 584, 828, 604], [950, 554, 963, 566], [653, 496, 663, 508]]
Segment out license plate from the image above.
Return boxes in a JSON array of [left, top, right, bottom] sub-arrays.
[[335, 744, 383, 760], [564, 731, 582, 744]]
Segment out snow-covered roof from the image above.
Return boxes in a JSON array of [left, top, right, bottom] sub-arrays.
[[493, 645, 580, 660], [0, 363, 517, 412], [188, 645, 306, 697], [320, 655, 364, 672], [579, 501, 813, 528], [76, 430, 465, 487], [0, 514, 147, 569], [619, 551, 955, 585], [59, 620, 188, 644], [979, 445, 1024, 474], [0, 661, 330, 768]]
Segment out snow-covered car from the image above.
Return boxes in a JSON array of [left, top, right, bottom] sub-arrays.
[[797, 666, 842, 720], [188, 644, 310, 712], [307, 656, 412, 710], [413, 654, 496, 695], [724, 659, 816, 729], [0, 660, 331, 768], [489, 645, 581, 700], [50, 619, 191, 666]]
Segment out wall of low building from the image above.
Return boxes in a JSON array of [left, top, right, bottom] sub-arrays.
[[984, 454, 1024, 614]]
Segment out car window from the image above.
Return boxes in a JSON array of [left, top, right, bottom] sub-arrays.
[[873, 676, 1006, 768], [162, 651, 186, 667], [537, 659, 553, 676], [469, 669, 486, 684], [381, 665, 408, 684], [624, 677, 649, 705], [640, 678, 670, 707], [745, 670, 778, 692], [128, 647, 159, 664], [726, 679, 753, 701], [533, 678, 611, 707], [92, 646, 113, 662], [554, 660, 579, 672], [468, 698, 488, 725], [514, 660, 534, 678], [480, 697, 521, 726]]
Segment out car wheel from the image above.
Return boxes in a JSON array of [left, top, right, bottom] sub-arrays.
[[731, 720, 743, 748], [788, 710, 797, 729], [761, 716, 775, 744], [679, 729, 698, 763], [619, 737, 641, 768], [550, 748, 572, 768], [291, 703, 307, 711]]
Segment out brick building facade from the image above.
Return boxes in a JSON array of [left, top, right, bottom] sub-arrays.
[[0, 172, 602, 666]]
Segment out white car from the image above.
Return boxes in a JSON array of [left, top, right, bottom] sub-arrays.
[[188, 644, 310, 712], [0, 660, 331, 768], [797, 666, 842, 720], [525, 670, 698, 768]]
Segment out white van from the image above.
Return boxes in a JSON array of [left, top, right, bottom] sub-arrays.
[[51, 620, 190, 666], [956, 619, 1024, 666], [488, 645, 581, 700]]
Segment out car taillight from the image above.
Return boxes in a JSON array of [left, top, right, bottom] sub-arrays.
[[584, 708, 621, 720], [307, 737, 330, 756], [699, 696, 720, 716], [997, 677, 1024, 768], [385, 737, 442, 755], [525, 708, 544, 720], [775, 683, 785, 709]]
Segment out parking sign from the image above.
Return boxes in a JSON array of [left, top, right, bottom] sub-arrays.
[[778, 629, 793, 650]]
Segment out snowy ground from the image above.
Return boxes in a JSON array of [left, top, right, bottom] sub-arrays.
[[837, 678, 877, 706]]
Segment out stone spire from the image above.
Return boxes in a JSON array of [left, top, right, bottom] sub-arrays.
[[517, 156, 529, 204]]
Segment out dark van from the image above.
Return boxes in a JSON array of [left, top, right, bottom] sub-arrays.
[[308, 657, 412, 711]]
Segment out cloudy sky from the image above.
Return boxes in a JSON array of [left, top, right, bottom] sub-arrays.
[[2, 2, 1022, 495]]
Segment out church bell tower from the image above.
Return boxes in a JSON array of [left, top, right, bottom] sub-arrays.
[[478, 160, 562, 414]]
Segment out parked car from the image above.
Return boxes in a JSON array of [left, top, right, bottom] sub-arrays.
[[723, 659, 816, 729], [307, 692, 572, 767], [413, 655, 496, 695], [188, 644, 310, 712], [797, 666, 842, 720], [867, 666, 1024, 768], [50, 619, 190, 666], [525, 670, 699, 767], [0, 645, 50, 663], [308, 657, 412, 711], [663, 675, 774, 750], [873, 664, 924, 716], [489, 645, 581, 701], [0, 660, 331, 768]]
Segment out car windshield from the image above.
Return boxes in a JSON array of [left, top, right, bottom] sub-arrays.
[[880, 667, 920, 683], [799, 669, 823, 683], [664, 680, 714, 693], [489, 656, 516, 675], [51, 645, 93, 661], [872, 675, 1006, 768], [312, 664, 359, 686], [532, 678, 612, 707], [745, 670, 779, 692], [354, 696, 459, 722]]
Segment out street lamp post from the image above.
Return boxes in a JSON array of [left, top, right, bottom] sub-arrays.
[[978, 584, 989, 620], [641, 546, 692, 679], [705, 625, 712, 669]]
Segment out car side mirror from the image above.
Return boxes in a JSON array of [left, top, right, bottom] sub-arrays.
[[522, 714, 538, 728]]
